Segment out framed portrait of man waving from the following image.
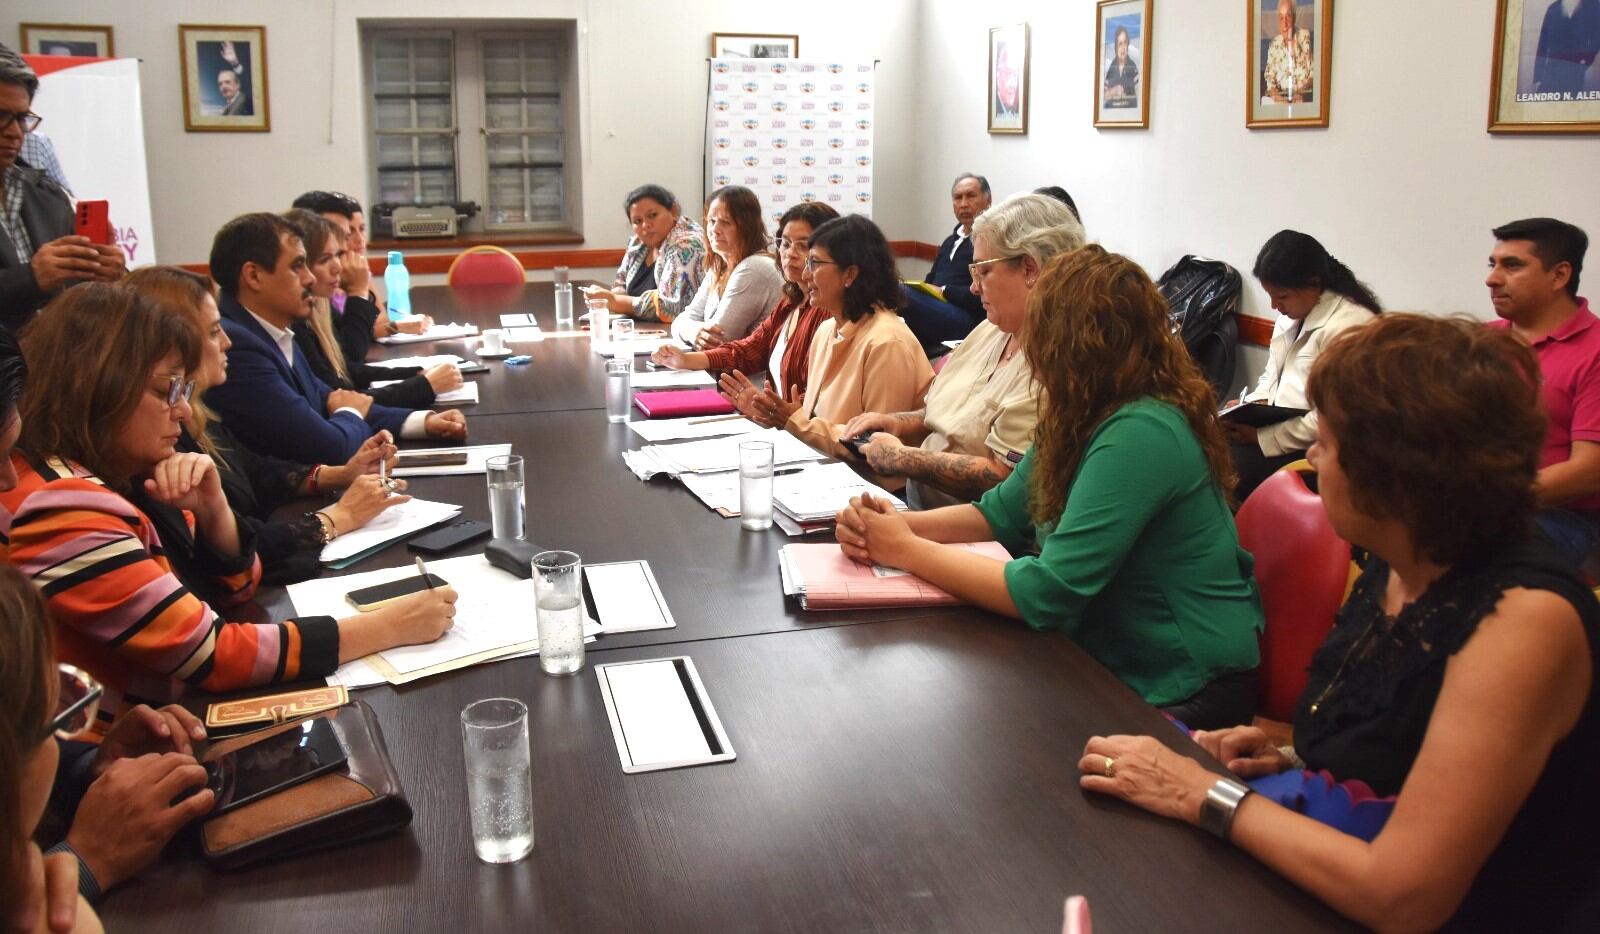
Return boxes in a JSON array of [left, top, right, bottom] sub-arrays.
[[179, 24, 270, 132]]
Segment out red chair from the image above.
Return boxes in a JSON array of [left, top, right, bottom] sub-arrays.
[[446, 245, 526, 288], [1236, 464, 1350, 722]]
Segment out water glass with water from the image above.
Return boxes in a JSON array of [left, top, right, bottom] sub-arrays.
[[533, 551, 585, 675], [611, 317, 634, 358], [553, 283, 573, 327], [552, 266, 570, 288], [740, 440, 775, 531], [605, 359, 632, 424], [587, 298, 610, 347], [486, 454, 525, 540], [460, 697, 534, 864]]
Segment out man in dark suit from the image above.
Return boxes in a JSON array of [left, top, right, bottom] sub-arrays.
[[900, 172, 991, 356], [204, 212, 466, 465], [0, 42, 124, 329]]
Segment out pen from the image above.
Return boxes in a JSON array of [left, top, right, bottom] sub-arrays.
[[689, 413, 745, 425], [415, 556, 434, 590], [774, 466, 805, 476], [379, 449, 389, 496]]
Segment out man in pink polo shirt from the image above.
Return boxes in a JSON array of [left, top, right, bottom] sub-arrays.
[[1486, 217, 1596, 565]]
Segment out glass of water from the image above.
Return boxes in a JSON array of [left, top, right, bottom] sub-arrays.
[[486, 454, 525, 540], [553, 283, 573, 327], [533, 550, 585, 676], [586, 298, 609, 346], [552, 265, 570, 288], [605, 359, 632, 424], [739, 440, 775, 531], [611, 317, 634, 359], [460, 697, 534, 864]]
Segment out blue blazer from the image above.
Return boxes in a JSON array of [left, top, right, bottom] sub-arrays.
[[209, 293, 409, 465]]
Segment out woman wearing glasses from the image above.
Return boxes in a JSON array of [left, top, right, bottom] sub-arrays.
[[0, 285, 459, 736], [652, 201, 839, 405], [837, 247, 1261, 728], [841, 193, 1084, 508], [668, 185, 785, 349]]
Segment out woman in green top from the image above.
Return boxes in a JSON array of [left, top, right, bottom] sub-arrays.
[[836, 245, 1263, 728]]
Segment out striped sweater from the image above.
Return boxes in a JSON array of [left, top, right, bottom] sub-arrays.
[[0, 454, 340, 735]]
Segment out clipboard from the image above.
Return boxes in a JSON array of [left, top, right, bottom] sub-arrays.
[[1218, 402, 1309, 428]]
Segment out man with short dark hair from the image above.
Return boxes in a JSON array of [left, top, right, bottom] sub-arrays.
[[291, 189, 429, 343], [0, 42, 123, 329], [901, 172, 991, 355], [205, 212, 466, 465], [1485, 217, 1598, 564]]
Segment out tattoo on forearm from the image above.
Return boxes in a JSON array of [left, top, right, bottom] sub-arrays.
[[880, 447, 1007, 500]]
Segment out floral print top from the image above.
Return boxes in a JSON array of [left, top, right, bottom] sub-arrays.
[[613, 216, 708, 322], [1263, 28, 1314, 102]]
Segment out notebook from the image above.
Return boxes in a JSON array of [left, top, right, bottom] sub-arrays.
[[778, 540, 1014, 610], [632, 388, 736, 419]]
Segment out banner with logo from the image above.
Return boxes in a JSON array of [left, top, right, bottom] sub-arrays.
[[22, 56, 157, 265], [705, 59, 875, 233]]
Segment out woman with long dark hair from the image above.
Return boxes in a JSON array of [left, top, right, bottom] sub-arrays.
[[593, 184, 708, 323], [1228, 229, 1380, 502], [836, 246, 1262, 728], [668, 185, 785, 349]]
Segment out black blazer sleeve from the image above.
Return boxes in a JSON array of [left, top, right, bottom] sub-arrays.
[[338, 294, 382, 366]]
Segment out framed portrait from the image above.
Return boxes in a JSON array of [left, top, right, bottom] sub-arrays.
[[19, 23, 114, 57], [711, 33, 800, 59], [178, 24, 270, 132], [1246, 0, 1333, 129], [1489, 0, 1600, 134], [989, 23, 1030, 134], [1095, 1, 1153, 128]]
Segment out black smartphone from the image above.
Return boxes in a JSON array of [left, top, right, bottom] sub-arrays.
[[207, 718, 347, 815], [407, 519, 492, 555], [345, 573, 449, 611], [396, 451, 470, 468], [840, 433, 874, 458], [457, 362, 490, 374]]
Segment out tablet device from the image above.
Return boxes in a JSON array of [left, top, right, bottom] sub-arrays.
[[207, 718, 347, 815]]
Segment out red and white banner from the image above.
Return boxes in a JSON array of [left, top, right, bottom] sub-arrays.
[[23, 56, 157, 265]]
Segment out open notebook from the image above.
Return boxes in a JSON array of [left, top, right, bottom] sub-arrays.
[[778, 540, 1013, 610]]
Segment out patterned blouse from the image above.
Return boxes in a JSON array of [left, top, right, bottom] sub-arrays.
[[613, 216, 709, 323], [1264, 28, 1314, 101]]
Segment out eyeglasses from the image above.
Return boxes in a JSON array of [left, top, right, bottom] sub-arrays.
[[804, 256, 839, 271], [968, 255, 1021, 282], [0, 110, 43, 133], [776, 238, 809, 253], [152, 374, 198, 408], [42, 664, 103, 742]]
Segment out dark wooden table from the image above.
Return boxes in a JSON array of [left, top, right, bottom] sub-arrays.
[[96, 284, 1346, 930]]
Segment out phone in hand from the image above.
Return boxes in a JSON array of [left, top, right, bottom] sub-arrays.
[[74, 200, 111, 245], [840, 433, 875, 458], [345, 573, 449, 611]]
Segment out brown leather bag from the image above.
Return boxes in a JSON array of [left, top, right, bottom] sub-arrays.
[[200, 700, 412, 869]]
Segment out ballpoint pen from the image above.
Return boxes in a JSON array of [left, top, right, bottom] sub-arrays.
[[415, 556, 434, 590]]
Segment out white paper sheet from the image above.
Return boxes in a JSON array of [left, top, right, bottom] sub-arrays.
[[592, 337, 678, 357], [630, 369, 716, 390], [678, 471, 741, 513], [647, 429, 826, 475], [628, 415, 761, 443], [773, 462, 906, 521], [368, 380, 479, 405], [603, 660, 713, 765], [367, 354, 465, 370], [377, 323, 481, 344], [583, 561, 676, 634], [499, 313, 534, 326], [390, 444, 513, 477], [319, 498, 462, 564], [506, 327, 544, 343]]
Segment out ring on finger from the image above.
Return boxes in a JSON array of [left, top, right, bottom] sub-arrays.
[[1104, 756, 1116, 779]]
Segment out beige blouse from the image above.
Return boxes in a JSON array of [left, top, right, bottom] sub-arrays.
[[914, 320, 1040, 507], [785, 307, 933, 487]]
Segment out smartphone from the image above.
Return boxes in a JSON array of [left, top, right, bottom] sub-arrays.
[[74, 200, 111, 245], [407, 519, 492, 555], [207, 718, 347, 815], [457, 362, 490, 374], [840, 433, 874, 458], [345, 573, 449, 611], [396, 451, 469, 468]]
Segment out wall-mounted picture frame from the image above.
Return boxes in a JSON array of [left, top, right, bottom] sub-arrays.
[[989, 23, 1030, 134], [19, 23, 114, 57], [179, 24, 270, 132], [710, 33, 800, 59], [1489, 0, 1600, 134], [1095, 0, 1152, 129], [1246, 0, 1333, 129]]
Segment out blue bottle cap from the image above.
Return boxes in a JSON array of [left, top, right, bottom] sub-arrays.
[[387, 250, 403, 264]]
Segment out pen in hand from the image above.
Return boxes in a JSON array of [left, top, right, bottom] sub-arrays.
[[415, 556, 434, 590]]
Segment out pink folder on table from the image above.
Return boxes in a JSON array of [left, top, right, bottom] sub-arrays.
[[632, 388, 736, 419], [784, 540, 1014, 610]]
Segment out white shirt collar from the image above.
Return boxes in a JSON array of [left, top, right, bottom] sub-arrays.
[[244, 307, 296, 368], [949, 223, 969, 259]]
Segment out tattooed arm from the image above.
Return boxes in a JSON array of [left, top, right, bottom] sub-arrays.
[[860, 434, 1013, 502], [840, 409, 932, 445]]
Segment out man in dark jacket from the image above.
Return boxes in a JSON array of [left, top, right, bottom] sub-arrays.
[[900, 172, 992, 356]]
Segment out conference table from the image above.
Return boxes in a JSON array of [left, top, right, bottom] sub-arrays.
[[99, 284, 1348, 931]]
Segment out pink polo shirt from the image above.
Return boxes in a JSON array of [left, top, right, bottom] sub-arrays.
[[1490, 298, 1600, 511]]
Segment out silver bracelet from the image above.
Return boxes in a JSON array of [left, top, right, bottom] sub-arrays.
[[1198, 776, 1252, 841]]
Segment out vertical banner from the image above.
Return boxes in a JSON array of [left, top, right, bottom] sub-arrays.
[[23, 56, 158, 265], [706, 59, 875, 232]]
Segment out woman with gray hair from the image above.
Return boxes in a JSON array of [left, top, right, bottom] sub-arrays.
[[843, 193, 1085, 508]]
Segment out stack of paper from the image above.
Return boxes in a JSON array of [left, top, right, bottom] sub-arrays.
[[367, 353, 465, 370], [778, 540, 1013, 610], [593, 337, 678, 357], [628, 415, 759, 443], [369, 379, 479, 405], [377, 322, 481, 344], [320, 498, 461, 566], [621, 429, 825, 480], [631, 369, 717, 390], [773, 463, 906, 530]]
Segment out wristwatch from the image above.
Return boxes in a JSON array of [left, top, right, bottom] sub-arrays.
[[1198, 776, 1252, 841]]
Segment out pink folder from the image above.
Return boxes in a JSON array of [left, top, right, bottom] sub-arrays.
[[632, 388, 736, 419], [787, 540, 1014, 610]]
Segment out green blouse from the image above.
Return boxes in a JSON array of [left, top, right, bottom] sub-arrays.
[[975, 398, 1263, 706]]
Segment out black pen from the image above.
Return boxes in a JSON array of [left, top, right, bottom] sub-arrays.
[[415, 556, 434, 590], [774, 466, 806, 476]]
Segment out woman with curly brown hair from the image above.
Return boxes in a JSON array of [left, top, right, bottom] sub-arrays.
[[836, 246, 1262, 728], [1076, 314, 1599, 930]]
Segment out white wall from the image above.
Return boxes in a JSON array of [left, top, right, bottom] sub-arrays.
[[913, 0, 1600, 323], [3, 0, 921, 265]]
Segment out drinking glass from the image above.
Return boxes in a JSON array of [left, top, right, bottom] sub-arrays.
[[553, 283, 573, 327], [552, 266, 570, 288], [533, 551, 585, 675], [605, 359, 632, 424], [586, 297, 610, 346], [740, 441, 775, 531], [611, 317, 635, 358], [486, 455, 525, 541], [460, 697, 534, 864]]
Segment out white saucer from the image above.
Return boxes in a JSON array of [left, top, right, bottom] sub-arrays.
[[476, 347, 514, 359]]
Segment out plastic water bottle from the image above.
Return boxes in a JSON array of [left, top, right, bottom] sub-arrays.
[[384, 251, 411, 321]]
